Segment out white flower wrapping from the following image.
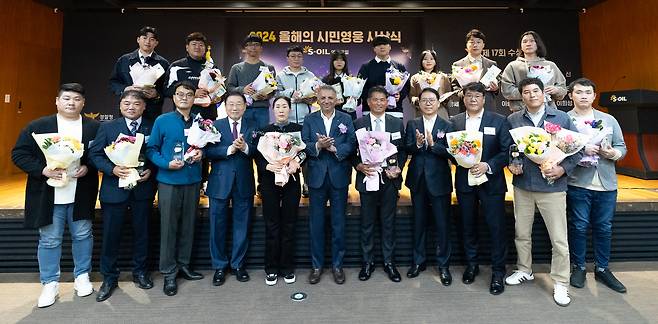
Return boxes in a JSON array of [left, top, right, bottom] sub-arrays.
[[184, 115, 222, 162], [32, 132, 85, 188], [341, 76, 367, 113], [129, 62, 165, 87], [452, 65, 483, 87], [246, 69, 277, 106], [527, 65, 555, 103], [509, 126, 554, 166], [299, 77, 325, 98], [257, 131, 306, 187], [104, 133, 144, 188], [417, 71, 441, 91], [194, 68, 226, 107], [445, 131, 487, 186], [355, 128, 398, 191], [384, 67, 410, 108]]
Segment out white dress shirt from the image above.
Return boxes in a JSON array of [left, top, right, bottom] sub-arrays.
[[370, 113, 386, 132], [419, 114, 438, 148], [374, 56, 392, 64], [125, 117, 142, 132], [465, 109, 484, 132], [227, 117, 249, 155]]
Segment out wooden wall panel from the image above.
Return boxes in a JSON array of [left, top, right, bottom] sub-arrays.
[[0, 1, 63, 177]]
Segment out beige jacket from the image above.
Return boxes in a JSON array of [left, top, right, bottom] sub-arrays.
[[501, 57, 567, 112], [409, 71, 450, 120]]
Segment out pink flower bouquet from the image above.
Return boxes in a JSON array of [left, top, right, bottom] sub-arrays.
[[355, 128, 398, 191], [257, 131, 306, 186], [185, 115, 221, 162]]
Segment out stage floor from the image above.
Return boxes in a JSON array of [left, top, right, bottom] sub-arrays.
[[2, 168, 658, 210]]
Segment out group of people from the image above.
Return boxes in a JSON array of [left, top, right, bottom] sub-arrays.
[[11, 26, 628, 310]]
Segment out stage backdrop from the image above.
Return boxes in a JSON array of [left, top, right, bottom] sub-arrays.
[[60, 10, 580, 121]]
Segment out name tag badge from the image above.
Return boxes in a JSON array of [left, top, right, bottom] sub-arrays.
[[484, 127, 496, 135], [184, 128, 190, 136], [144, 135, 150, 143], [391, 131, 402, 140]]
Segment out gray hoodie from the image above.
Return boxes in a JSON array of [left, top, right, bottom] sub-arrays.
[[276, 66, 317, 124]]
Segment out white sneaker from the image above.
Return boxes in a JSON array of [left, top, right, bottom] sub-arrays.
[[265, 273, 278, 286], [37, 281, 59, 308], [505, 270, 535, 285], [553, 283, 571, 307], [74, 273, 94, 297], [283, 273, 296, 284]]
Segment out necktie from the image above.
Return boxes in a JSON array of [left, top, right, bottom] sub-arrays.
[[374, 118, 382, 132], [130, 120, 139, 136], [232, 121, 238, 140]]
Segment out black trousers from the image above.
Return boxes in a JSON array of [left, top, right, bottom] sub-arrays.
[[359, 181, 398, 264], [261, 178, 301, 275], [99, 196, 152, 283], [411, 177, 452, 268], [456, 189, 508, 276]]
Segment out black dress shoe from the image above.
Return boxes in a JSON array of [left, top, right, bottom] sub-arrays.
[[384, 263, 402, 282], [96, 281, 118, 302], [213, 268, 228, 286], [163, 277, 177, 296], [439, 267, 452, 286], [358, 262, 375, 281], [406, 263, 427, 278], [178, 266, 204, 281], [490, 275, 505, 295], [234, 268, 250, 282], [133, 274, 154, 289], [333, 268, 345, 284], [462, 265, 480, 284], [595, 269, 627, 293], [308, 268, 323, 284], [570, 267, 586, 288]]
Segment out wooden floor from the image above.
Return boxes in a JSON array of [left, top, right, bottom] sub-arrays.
[[2, 168, 658, 210]]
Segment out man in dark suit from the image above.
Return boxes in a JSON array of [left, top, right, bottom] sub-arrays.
[[404, 87, 454, 285], [205, 91, 257, 285], [11, 83, 99, 308], [451, 29, 499, 112], [450, 82, 512, 295], [89, 90, 157, 302], [302, 85, 356, 284], [357, 35, 410, 119], [353, 86, 406, 282], [109, 26, 170, 121]]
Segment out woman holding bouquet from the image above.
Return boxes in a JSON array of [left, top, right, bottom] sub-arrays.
[[409, 50, 451, 120], [321, 50, 355, 119], [501, 31, 567, 112], [255, 96, 306, 286]]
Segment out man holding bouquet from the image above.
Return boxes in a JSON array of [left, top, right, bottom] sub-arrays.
[[110, 26, 170, 121], [89, 90, 157, 301], [566, 78, 627, 293], [358, 35, 409, 119], [12, 83, 99, 308], [205, 91, 257, 285], [302, 85, 356, 284], [353, 86, 406, 282], [506, 78, 583, 307], [276, 45, 317, 125], [147, 81, 205, 296], [449, 82, 512, 295]]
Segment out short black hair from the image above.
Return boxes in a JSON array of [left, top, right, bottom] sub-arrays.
[[138, 26, 158, 40], [286, 45, 304, 56], [367, 85, 388, 99], [58, 83, 85, 97], [272, 96, 291, 108], [419, 87, 440, 100], [186, 32, 208, 45], [568, 78, 597, 93], [120, 90, 146, 102], [465, 29, 486, 43], [418, 49, 440, 73], [462, 82, 486, 96], [173, 80, 197, 93], [225, 90, 246, 104], [519, 77, 545, 92], [372, 35, 391, 47], [243, 34, 263, 47], [519, 30, 547, 58]]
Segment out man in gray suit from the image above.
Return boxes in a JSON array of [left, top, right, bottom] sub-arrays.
[[451, 29, 499, 111]]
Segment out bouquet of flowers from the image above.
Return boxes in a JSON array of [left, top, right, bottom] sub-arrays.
[[509, 126, 554, 180], [129, 62, 166, 88], [194, 68, 226, 107], [572, 118, 613, 167], [452, 64, 482, 87], [184, 114, 221, 162], [298, 77, 325, 99], [257, 131, 306, 186], [417, 71, 441, 91], [32, 133, 85, 187], [542, 121, 590, 182], [527, 64, 555, 88], [104, 133, 144, 188], [446, 130, 487, 186], [355, 128, 398, 191], [341, 76, 367, 113], [384, 67, 410, 108], [246, 69, 278, 106]]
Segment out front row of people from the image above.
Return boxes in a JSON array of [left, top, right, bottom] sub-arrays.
[[12, 77, 626, 309]]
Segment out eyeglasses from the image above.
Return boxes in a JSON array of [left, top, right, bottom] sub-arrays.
[[465, 94, 484, 100], [419, 98, 437, 104], [175, 92, 194, 99]]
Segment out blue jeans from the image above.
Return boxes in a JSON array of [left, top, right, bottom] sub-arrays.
[[38, 204, 93, 284], [243, 107, 270, 130], [567, 185, 617, 269]]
